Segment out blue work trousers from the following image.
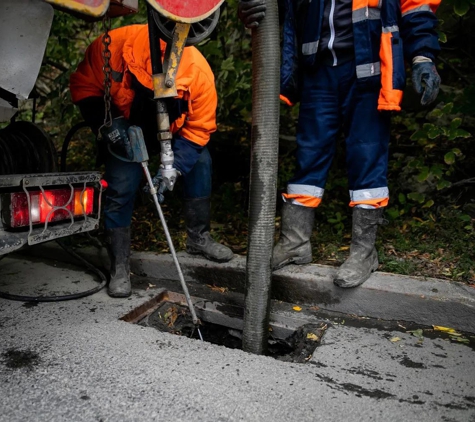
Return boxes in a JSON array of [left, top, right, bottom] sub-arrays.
[[290, 60, 391, 199], [103, 147, 212, 229]]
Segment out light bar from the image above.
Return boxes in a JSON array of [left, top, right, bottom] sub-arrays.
[[6, 187, 94, 229]]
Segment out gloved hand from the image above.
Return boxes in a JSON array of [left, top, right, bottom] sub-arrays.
[[99, 117, 133, 160], [411, 58, 441, 106], [238, 0, 266, 29], [99, 116, 130, 145], [143, 167, 182, 203]]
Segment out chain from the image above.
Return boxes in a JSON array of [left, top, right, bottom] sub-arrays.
[[101, 15, 113, 127]]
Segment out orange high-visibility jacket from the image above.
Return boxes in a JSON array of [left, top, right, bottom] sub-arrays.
[[70, 24, 217, 147]]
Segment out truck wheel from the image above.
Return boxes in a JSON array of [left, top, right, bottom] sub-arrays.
[[0, 121, 57, 175]]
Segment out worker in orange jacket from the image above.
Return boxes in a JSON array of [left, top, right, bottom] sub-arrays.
[[70, 24, 233, 298]]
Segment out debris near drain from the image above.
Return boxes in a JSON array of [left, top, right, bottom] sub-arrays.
[[141, 301, 327, 363], [143, 302, 196, 337], [272, 323, 328, 364]]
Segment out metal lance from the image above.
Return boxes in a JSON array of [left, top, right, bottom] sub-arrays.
[[242, 0, 281, 354], [146, 5, 202, 340]]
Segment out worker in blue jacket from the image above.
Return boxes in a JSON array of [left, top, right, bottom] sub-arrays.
[[239, 0, 441, 288]]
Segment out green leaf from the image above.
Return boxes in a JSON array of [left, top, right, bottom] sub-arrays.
[[417, 167, 430, 182], [407, 192, 426, 204], [398, 193, 406, 204], [430, 165, 443, 179], [437, 179, 452, 190], [410, 130, 428, 141], [430, 109, 443, 118], [422, 200, 435, 208], [444, 151, 456, 165], [454, 0, 470, 15], [386, 208, 400, 220], [442, 103, 454, 114], [428, 126, 441, 139], [450, 117, 462, 129], [407, 329, 424, 340], [438, 31, 448, 43], [454, 129, 471, 139]]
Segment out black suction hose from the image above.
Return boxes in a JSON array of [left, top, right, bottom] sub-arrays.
[[60, 121, 90, 172], [0, 239, 107, 302], [242, 0, 280, 354]]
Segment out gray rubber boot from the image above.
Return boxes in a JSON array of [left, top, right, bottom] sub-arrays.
[[184, 197, 234, 263], [334, 207, 384, 289], [272, 202, 315, 270], [105, 227, 132, 298]]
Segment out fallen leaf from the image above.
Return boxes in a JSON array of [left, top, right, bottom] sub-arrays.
[[206, 284, 228, 294], [433, 325, 457, 334], [390, 337, 402, 342], [407, 329, 424, 340], [453, 337, 470, 344], [339, 246, 350, 251], [293, 306, 302, 312], [307, 333, 319, 341]]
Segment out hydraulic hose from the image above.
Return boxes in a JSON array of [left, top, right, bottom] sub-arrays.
[[0, 239, 107, 302], [60, 121, 90, 172], [242, 0, 280, 354]]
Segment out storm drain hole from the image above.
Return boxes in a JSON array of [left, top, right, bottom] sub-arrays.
[[137, 301, 327, 363]]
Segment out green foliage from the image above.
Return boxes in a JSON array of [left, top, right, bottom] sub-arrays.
[[197, 1, 253, 127], [6, 2, 473, 283]]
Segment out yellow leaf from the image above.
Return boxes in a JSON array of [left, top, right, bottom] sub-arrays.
[[307, 333, 319, 341], [293, 306, 302, 312], [339, 246, 350, 251], [390, 337, 402, 342], [433, 325, 457, 334]]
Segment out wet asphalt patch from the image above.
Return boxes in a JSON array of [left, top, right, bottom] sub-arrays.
[[1, 348, 41, 370]]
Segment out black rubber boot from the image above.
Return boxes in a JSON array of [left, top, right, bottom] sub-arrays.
[[272, 202, 315, 270], [105, 227, 132, 298], [184, 197, 234, 263], [334, 207, 384, 289]]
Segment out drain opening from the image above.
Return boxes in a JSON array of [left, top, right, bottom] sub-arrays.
[[122, 291, 328, 363]]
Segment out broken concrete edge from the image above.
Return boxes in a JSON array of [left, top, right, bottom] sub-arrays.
[[21, 242, 475, 333]]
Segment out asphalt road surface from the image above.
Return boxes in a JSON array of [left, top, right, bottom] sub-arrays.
[[0, 253, 474, 422]]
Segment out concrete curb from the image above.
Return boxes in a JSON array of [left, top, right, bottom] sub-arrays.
[[25, 243, 475, 333]]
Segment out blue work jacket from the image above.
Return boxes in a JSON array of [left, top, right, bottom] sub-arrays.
[[280, 0, 441, 111]]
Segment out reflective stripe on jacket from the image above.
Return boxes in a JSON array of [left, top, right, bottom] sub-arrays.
[[70, 24, 217, 147], [280, 0, 441, 111]]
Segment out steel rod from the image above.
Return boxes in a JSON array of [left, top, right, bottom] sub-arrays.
[[141, 162, 202, 340]]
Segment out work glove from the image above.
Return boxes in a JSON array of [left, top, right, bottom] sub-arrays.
[[143, 167, 182, 204], [411, 57, 441, 106], [238, 0, 266, 29], [99, 117, 134, 160], [143, 168, 170, 204]]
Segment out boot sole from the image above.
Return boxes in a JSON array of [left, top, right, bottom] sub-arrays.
[[334, 259, 379, 289], [186, 248, 233, 263], [108, 288, 132, 298], [273, 255, 313, 271]]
